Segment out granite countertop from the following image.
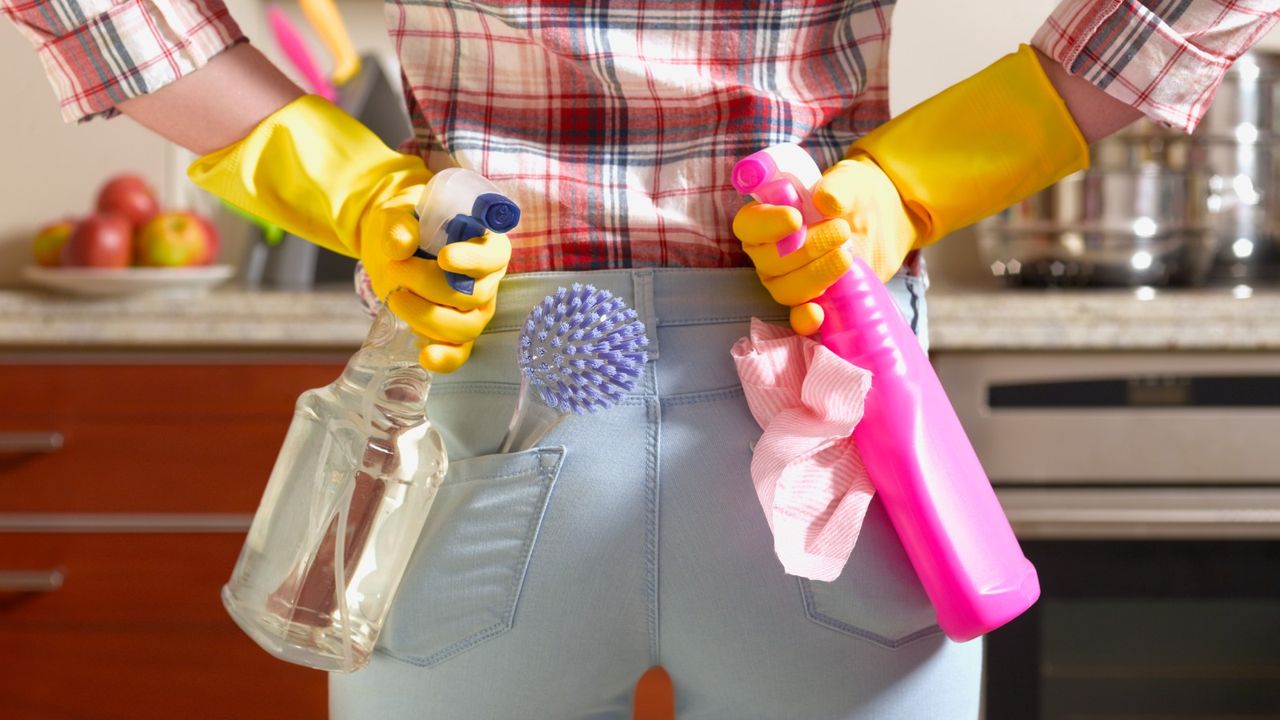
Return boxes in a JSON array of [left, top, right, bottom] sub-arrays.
[[925, 285, 1280, 351], [0, 289, 371, 350], [1, 284, 1279, 352]]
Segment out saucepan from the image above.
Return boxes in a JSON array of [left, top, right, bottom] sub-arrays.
[[979, 52, 1280, 287]]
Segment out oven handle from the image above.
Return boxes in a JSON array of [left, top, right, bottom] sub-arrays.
[[0, 569, 65, 593], [998, 487, 1280, 540], [0, 432, 64, 454]]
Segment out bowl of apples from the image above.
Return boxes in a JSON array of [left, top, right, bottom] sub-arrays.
[[23, 174, 234, 297]]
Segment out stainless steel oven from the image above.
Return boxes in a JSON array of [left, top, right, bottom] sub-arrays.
[[935, 352, 1280, 720]]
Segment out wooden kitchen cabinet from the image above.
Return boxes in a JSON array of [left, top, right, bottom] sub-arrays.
[[0, 359, 346, 720]]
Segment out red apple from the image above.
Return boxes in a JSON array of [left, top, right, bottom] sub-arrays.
[[60, 214, 133, 268], [96, 174, 159, 229], [135, 211, 210, 267], [192, 213, 220, 265], [32, 219, 76, 267]]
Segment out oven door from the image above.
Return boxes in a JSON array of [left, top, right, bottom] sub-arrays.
[[933, 351, 1280, 718], [986, 538, 1280, 720]]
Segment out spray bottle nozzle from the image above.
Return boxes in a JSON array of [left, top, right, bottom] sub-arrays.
[[473, 193, 521, 233], [415, 169, 522, 296]]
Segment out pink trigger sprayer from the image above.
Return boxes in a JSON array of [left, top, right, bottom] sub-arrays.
[[732, 144, 1039, 642]]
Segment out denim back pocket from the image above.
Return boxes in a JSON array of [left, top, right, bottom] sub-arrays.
[[377, 446, 565, 667], [799, 498, 943, 649]]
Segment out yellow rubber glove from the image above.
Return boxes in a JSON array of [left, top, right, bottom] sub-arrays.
[[188, 95, 510, 373], [733, 45, 1089, 334], [732, 206, 855, 334], [733, 159, 922, 334]]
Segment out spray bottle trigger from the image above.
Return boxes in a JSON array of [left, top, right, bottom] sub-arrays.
[[441, 214, 486, 295]]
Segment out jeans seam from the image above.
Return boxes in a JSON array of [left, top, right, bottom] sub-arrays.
[[499, 451, 562, 638], [442, 468, 536, 486], [798, 578, 944, 650], [434, 382, 751, 407], [646, 369, 662, 665], [659, 385, 745, 407], [493, 314, 788, 334], [656, 313, 788, 328], [431, 382, 520, 396]]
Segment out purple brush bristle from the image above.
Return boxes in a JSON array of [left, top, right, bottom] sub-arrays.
[[518, 284, 649, 414]]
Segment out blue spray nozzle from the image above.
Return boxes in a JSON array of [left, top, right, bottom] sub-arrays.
[[415, 212, 503, 296], [432, 214, 488, 295], [446, 214, 487, 245], [472, 193, 520, 233], [414, 168, 521, 297]]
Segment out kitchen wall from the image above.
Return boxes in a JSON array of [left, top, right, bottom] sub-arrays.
[[0, 0, 398, 287], [2, 1, 1278, 288]]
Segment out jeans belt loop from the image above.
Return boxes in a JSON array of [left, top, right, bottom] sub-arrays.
[[630, 269, 659, 361]]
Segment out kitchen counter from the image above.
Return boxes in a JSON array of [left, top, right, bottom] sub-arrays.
[[926, 285, 1280, 351], [0, 288, 370, 351], [1, 285, 1279, 351]]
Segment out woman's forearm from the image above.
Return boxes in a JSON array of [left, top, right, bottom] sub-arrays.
[[118, 43, 306, 155], [1035, 47, 1143, 144]]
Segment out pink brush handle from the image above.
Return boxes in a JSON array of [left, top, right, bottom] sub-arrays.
[[815, 263, 1038, 642], [267, 6, 338, 102]]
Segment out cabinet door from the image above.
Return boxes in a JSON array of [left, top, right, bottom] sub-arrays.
[[0, 532, 328, 720], [0, 361, 345, 719], [0, 363, 344, 513]]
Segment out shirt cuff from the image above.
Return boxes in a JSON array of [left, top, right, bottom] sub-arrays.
[[18, 0, 246, 123], [1033, 0, 1280, 133]]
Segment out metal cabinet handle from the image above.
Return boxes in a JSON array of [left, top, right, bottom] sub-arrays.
[[0, 569, 65, 592], [0, 432, 64, 453]]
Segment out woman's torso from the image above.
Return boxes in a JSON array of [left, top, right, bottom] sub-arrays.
[[386, 0, 895, 273]]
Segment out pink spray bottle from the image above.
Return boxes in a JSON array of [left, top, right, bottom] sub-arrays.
[[732, 144, 1038, 642]]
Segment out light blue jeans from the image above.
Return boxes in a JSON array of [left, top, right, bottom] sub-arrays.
[[330, 267, 981, 719]]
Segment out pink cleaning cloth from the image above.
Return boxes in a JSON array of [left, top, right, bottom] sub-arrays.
[[730, 318, 874, 582]]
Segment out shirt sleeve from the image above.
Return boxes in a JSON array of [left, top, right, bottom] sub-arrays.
[[1, 0, 246, 123], [1033, 0, 1280, 133]]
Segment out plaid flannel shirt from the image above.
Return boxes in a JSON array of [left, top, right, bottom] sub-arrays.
[[2, 0, 244, 122], [5, 0, 1276, 272], [1035, 0, 1280, 132]]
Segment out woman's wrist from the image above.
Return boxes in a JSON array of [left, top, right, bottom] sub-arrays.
[[1034, 46, 1143, 144]]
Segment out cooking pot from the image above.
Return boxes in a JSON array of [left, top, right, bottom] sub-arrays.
[[978, 52, 1280, 287]]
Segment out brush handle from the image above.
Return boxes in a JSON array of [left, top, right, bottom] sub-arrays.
[[298, 0, 361, 85], [500, 377, 566, 453], [266, 5, 337, 102]]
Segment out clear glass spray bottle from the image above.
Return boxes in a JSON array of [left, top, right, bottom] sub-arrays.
[[221, 300, 447, 672]]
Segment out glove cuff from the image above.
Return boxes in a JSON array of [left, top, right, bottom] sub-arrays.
[[187, 94, 429, 257], [847, 44, 1089, 247]]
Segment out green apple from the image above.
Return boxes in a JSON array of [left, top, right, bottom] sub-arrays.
[[32, 219, 75, 267]]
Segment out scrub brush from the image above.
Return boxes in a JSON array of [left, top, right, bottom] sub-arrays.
[[499, 284, 649, 453]]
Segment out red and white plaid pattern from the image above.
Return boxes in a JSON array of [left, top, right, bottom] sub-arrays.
[[1033, 0, 1280, 133], [388, 0, 895, 273], [7, 0, 1278, 270], [1, 0, 244, 123]]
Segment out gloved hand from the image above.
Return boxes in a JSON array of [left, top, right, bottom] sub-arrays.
[[733, 158, 922, 335], [188, 95, 510, 372], [733, 44, 1089, 335]]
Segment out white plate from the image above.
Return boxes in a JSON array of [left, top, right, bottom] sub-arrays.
[[22, 265, 236, 297]]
